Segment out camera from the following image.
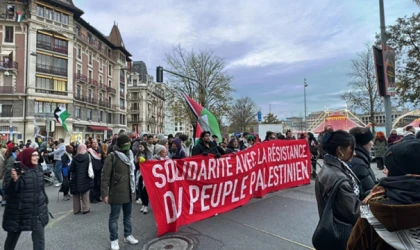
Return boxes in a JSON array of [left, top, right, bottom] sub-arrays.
[[13, 161, 22, 175]]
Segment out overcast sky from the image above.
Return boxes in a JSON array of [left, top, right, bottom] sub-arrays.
[[73, 0, 418, 119]]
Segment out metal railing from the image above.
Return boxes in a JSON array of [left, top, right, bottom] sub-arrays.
[[35, 88, 68, 96], [74, 73, 88, 83], [107, 87, 116, 94], [36, 64, 66, 76], [0, 61, 18, 69]]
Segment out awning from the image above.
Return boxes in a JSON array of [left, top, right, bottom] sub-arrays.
[[0, 50, 12, 56], [88, 126, 111, 131]]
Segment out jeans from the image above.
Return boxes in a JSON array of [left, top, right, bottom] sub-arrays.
[[109, 202, 132, 241], [54, 160, 63, 183], [4, 219, 45, 250]]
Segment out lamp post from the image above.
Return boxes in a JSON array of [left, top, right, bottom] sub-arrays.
[[304, 78, 308, 132]]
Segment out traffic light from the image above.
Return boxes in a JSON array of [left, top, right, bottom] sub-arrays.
[[156, 66, 163, 82]]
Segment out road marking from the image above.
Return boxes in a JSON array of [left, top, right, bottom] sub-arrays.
[[48, 210, 72, 228], [221, 215, 315, 250]]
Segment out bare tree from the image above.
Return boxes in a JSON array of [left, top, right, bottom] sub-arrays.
[[341, 44, 383, 131], [228, 97, 258, 132], [165, 45, 233, 125]]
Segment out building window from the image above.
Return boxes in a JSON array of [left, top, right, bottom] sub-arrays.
[[88, 89, 92, 101], [53, 39, 68, 54], [87, 109, 92, 120], [119, 83, 124, 96], [54, 11, 61, 22], [108, 96, 112, 106], [107, 113, 112, 123], [36, 5, 44, 16], [88, 52, 92, 65], [120, 98, 124, 108], [108, 49, 111, 57], [75, 107, 80, 118], [35, 102, 67, 114], [99, 59, 103, 71], [37, 33, 51, 49], [77, 45, 81, 59], [75, 26, 81, 36], [120, 114, 125, 124], [5, 26, 13, 43], [87, 33, 92, 44], [108, 64, 112, 76], [62, 14, 69, 25], [99, 93, 103, 102], [77, 64, 81, 75], [99, 111, 103, 122], [35, 77, 67, 95], [88, 70, 93, 81], [76, 85, 81, 98], [99, 75, 103, 85], [108, 80, 112, 88], [0, 105, 13, 117], [45, 8, 53, 20]]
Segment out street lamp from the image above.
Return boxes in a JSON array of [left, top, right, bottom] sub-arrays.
[[304, 78, 308, 132]]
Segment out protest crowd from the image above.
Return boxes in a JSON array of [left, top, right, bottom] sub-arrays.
[[0, 124, 419, 250]]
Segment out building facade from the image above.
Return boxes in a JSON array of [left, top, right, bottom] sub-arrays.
[[0, 0, 132, 143], [127, 63, 165, 135]]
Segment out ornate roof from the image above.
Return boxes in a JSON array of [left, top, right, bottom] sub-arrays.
[[109, 24, 125, 48], [312, 111, 360, 133]]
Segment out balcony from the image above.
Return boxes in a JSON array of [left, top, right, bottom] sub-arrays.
[[0, 86, 14, 94], [37, 41, 68, 54], [36, 64, 67, 76], [87, 96, 97, 105], [0, 61, 18, 70], [0, 111, 13, 117], [107, 87, 116, 95], [113, 104, 125, 111], [74, 73, 88, 84], [35, 88, 68, 96], [75, 32, 108, 57], [89, 78, 99, 87], [128, 118, 143, 123], [99, 83, 107, 90], [99, 100, 112, 108], [74, 94, 87, 102]]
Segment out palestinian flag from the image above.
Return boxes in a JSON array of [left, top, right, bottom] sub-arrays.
[[16, 11, 24, 22], [54, 107, 70, 132], [182, 93, 222, 141]]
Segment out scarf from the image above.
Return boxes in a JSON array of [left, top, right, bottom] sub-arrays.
[[326, 154, 360, 197], [114, 150, 136, 193], [88, 148, 102, 160], [361, 205, 420, 250]]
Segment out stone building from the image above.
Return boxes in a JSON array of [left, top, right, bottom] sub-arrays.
[[127, 62, 165, 135], [0, 0, 132, 143]]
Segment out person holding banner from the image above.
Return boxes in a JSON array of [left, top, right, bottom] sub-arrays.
[[314, 130, 362, 249], [191, 131, 220, 156]]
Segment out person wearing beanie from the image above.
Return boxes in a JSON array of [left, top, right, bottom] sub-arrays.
[[349, 127, 377, 199], [101, 134, 138, 249], [347, 139, 420, 250], [152, 144, 169, 160], [2, 148, 50, 250], [170, 138, 186, 160]]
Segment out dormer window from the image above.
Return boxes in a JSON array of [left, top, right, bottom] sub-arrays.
[[6, 5, 15, 19]]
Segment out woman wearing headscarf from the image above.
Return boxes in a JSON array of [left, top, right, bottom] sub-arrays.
[[315, 130, 362, 249], [2, 148, 49, 250], [69, 144, 93, 214], [347, 139, 420, 250], [373, 131, 387, 170], [170, 138, 186, 159]]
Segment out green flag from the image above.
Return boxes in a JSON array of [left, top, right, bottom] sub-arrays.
[[54, 107, 70, 132]]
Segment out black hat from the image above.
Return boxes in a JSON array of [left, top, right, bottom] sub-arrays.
[[384, 139, 420, 176], [117, 134, 131, 147], [168, 134, 174, 139]]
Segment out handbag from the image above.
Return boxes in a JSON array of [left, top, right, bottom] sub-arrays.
[[88, 154, 94, 179], [312, 178, 354, 250]]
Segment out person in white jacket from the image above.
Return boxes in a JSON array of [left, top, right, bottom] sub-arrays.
[[48, 138, 66, 187]]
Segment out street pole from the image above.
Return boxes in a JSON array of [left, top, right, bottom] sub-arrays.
[[46, 117, 50, 141], [379, 0, 393, 136], [304, 78, 308, 132]]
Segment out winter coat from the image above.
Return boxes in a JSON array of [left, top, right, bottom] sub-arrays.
[[101, 150, 133, 204], [191, 140, 219, 156], [69, 154, 93, 194], [89, 148, 103, 171], [315, 155, 362, 226], [2, 156, 16, 191], [0, 152, 5, 180], [2, 165, 49, 232], [373, 139, 387, 158], [171, 139, 186, 159], [349, 145, 377, 198], [347, 176, 420, 250]]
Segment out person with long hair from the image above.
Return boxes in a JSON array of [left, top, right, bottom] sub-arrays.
[[307, 132, 319, 178], [315, 130, 362, 249], [225, 138, 241, 154], [69, 144, 93, 214], [134, 142, 149, 207], [2, 148, 50, 250], [373, 131, 387, 170]]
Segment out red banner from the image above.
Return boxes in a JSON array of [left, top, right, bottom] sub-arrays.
[[141, 140, 311, 236]]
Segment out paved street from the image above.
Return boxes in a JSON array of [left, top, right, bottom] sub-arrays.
[[0, 161, 385, 250]]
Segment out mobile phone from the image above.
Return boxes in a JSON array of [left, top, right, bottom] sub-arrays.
[[13, 161, 22, 175]]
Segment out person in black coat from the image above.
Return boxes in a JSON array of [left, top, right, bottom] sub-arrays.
[[307, 132, 319, 179], [69, 144, 93, 214], [2, 148, 49, 250], [88, 139, 103, 203], [192, 131, 220, 156], [349, 127, 377, 199]]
